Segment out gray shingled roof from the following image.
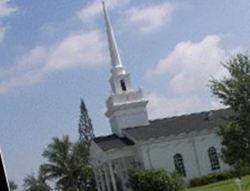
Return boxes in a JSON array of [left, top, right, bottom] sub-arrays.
[[94, 134, 134, 151], [124, 108, 232, 141], [94, 108, 232, 151]]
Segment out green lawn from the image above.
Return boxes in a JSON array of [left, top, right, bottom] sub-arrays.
[[187, 176, 250, 191]]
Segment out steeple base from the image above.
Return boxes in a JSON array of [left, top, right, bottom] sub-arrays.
[[105, 89, 149, 137]]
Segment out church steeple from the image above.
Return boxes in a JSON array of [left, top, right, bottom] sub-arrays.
[[102, 1, 124, 73], [103, 2, 149, 137]]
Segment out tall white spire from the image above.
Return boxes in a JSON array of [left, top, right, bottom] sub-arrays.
[[102, 1, 123, 70], [103, 1, 149, 137]]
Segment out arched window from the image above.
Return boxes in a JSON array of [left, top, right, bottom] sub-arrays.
[[174, 154, 186, 177], [120, 79, 127, 91], [208, 147, 220, 171]]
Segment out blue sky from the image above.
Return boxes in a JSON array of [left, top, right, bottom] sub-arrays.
[[0, 0, 250, 188]]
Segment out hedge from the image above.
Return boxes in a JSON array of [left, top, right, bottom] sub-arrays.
[[130, 169, 186, 191], [189, 168, 250, 187]]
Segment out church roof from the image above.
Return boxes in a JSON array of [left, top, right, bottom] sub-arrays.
[[93, 134, 134, 151], [124, 108, 232, 141], [94, 108, 232, 151]]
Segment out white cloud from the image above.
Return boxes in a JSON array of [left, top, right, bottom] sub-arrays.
[[145, 35, 238, 119], [20, 46, 49, 67], [77, 0, 130, 22], [126, 2, 175, 32], [148, 35, 228, 93], [0, 27, 5, 42], [0, 46, 48, 80], [0, 0, 17, 18], [0, 0, 18, 43], [147, 92, 228, 119], [147, 93, 204, 119], [45, 31, 105, 71], [0, 30, 106, 94], [0, 70, 45, 94], [210, 99, 227, 110]]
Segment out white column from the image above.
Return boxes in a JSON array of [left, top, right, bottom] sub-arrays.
[[104, 164, 111, 191], [94, 169, 101, 191], [109, 162, 117, 191], [121, 158, 127, 191], [100, 168, 106, 191], [146, 146, 153, 169]]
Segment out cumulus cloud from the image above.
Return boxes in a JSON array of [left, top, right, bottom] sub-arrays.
[[148, 35, 228, 93], [77, 0, 130, 22], [0, 30, 106, 94], [210, 99, 227, 110], [0, 0, 18, 43], [20, 46, 48, 67], [147, 93, 204, 119], [145, 35, 238, 119], [126, 2, 175, 32], [147, 92, 228, 119], [45, 31, 105, 71], [0, 70, 45, 94], [0, 46, 48, 81], [0, 0, 18, 18]]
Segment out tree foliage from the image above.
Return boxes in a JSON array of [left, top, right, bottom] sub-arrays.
[[23, 173, 51, 191], [130, 169, 186, 191], [9, 180, 18, 191], [210, 53, 250, 168], [77, 99, 96, 190], [78, 99, 94, 149], [23, 99, 96, 190], [40, 136, 95, 191]]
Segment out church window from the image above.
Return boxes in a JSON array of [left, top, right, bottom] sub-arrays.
[[174, 154, 186, 177], [208, 147, 220, 171], [120, 79, 127, 91]]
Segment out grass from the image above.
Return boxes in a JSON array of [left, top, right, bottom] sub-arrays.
[[187, 175, 250, 191]]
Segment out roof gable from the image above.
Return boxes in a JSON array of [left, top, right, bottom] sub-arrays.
[[94, 134, 134, 151]]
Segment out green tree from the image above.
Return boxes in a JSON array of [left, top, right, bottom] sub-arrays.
[[40, 136, 95, 191], [9, 180, 18, 191], [77, 99, 96, 190], [78, 99, 94, 150], [71, 141, 96, 191], [23, 173, 51, 191], [130, 169, 185, 191], [210, 53, 250, 170]]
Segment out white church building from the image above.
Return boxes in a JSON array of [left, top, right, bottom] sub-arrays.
[[90, 2, 231, 191]]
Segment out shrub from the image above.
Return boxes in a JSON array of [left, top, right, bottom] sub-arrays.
[[189, 168, 250, 187], [130, 169, 186, 191]]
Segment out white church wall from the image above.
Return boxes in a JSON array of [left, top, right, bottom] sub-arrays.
[[138, 135, 200, 179], [115, 110, 148, 129], [110, 106, 148, 136], [194, 131, 230, 176], [136, 131, 230, 180]]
